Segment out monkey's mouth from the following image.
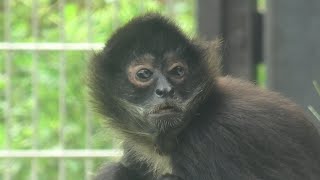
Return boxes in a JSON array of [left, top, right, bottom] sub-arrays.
[[149, 104, 180, 115], [147, 103, 185, 132]]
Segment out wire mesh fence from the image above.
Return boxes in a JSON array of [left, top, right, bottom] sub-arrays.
[[0, 0, 195, 179]]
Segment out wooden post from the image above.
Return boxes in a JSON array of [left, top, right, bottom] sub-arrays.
[[197, 0, 257, 80], [265, 0, 320, 113], [197, 0, 222, 40]]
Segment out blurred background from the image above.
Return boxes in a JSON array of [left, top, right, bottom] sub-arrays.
[[0, 0, 319, 180]]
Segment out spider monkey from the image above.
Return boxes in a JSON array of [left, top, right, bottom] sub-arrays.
[[88, 13, 320, 180]]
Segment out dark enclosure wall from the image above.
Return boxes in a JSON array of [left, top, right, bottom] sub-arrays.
[[197, 0, 258, 80], [197, 0, 320, 120], [265, 0, 320, 115]]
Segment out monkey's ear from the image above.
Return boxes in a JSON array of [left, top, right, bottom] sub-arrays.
[[194, 38, 222, 78]]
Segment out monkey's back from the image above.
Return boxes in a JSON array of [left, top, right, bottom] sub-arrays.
[[172, 76, 320, 180]]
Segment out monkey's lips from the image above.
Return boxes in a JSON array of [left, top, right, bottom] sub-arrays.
[[149, 104, 181, 115]]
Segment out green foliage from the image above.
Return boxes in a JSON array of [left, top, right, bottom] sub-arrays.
[[257, 0, 266, 12], [308, 81, 320, 121], [0, 0, 195, 179], [256, 63, 266, 87]]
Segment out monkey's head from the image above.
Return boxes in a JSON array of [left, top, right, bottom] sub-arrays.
[[88, 14, 220, 139]]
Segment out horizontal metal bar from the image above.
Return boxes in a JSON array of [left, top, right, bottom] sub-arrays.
[[0, 43, 104, 51], [0, 149, 122, 158]]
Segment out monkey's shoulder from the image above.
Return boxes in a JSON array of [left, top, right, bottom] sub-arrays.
[[212, 76, 319, 142], [212, 76, 320, 135], [216, 76, 304, 115]]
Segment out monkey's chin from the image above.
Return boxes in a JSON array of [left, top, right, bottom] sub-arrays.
[[147, 112, 185, 132]]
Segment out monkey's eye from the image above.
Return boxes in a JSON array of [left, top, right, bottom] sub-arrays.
[[136, 69, 153, 81], [170, 66, 185, 77]]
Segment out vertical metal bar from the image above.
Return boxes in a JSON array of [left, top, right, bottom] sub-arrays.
[[84, 0, 93, 179], [110, 0, 121, 148], [138, 0, 145, 12], [58, 0, 66, 180], [3, 0, 12, 179], [31, 0, 39, 180], [165, 0, 175, 17], [112, 0, 120, 30]]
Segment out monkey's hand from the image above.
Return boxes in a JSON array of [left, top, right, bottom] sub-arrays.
[[157, 174, 183, 180], [94, 163, 133, 180]]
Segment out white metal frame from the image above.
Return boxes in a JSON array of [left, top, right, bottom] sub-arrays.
[[0, 43, 104, 51], [0, 150, 122, 158], [1, 1, 109, 179]]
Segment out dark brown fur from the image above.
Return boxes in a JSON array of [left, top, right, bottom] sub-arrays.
[[88, 14, 320, 180]]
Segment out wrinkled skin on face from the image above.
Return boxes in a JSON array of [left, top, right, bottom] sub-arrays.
[[121, 51, 205, 134]]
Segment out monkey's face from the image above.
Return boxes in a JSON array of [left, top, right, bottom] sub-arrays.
[[89, 14, 217, 136], [127, 53, 188, 132], [112, 48, 207, 134]]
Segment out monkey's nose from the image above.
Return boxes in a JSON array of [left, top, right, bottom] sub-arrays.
[[155, 87, 174, 98]]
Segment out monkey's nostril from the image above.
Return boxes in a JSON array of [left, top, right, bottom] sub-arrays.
[[156, 87, 174, 98], [156, 89, 165, 97], [168, 88, 175, 96]]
